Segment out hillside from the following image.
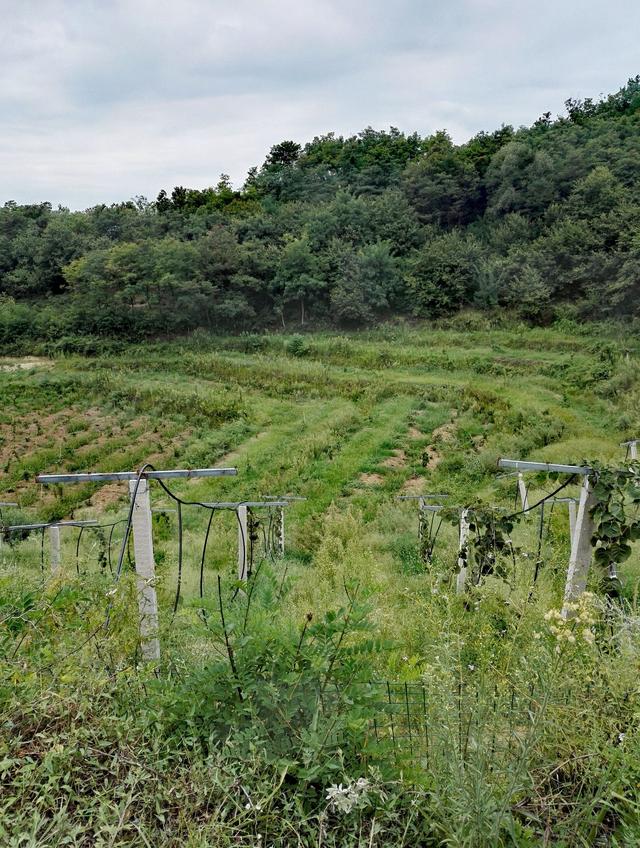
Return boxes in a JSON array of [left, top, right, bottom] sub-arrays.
[[2, 322, 640, 844], [1, 77, 640, 347]]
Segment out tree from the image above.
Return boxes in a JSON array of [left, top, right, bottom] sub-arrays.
[[403, 131, 481, 227], [274, 236, 324, 325], [329, 241, 400, 325], [504, 265, 553, 323], [406, 231, 482, 316]]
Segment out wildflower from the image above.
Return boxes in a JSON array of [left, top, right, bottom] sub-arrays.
[[619, 733, 626, 743], [468, 664, 475, 671], [326, 778, 370, 813]]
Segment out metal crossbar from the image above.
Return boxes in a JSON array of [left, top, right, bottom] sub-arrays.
[[4, 520, 98, 532], [498, 459, 590, 475], [36, 468, 237, 484], [199, 500, 290, 509], [396, 493, 449, 501]]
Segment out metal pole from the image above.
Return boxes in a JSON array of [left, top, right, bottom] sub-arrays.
[[128, 479, 160, 662], [498, 459, 590, 475], [37, 467, 237, 484]]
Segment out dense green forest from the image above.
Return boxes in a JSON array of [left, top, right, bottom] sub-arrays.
[[1, 77, 640, 346]]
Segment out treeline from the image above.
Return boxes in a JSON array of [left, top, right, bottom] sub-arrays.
[[1, 77, 640, 344]]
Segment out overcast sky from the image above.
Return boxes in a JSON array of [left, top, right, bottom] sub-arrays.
[[1, 0, 638, 210]]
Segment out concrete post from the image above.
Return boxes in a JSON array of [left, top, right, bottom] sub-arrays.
[[518, 473, 529, 511], [418, 497, 426, 562], [630, 442, 638, 460], [49, 525, 61, 575], [562, 477, 596, 617], [128, 479, 160, 662], [237, 504, 248, 581], [278, 505, 285, 557], [567, 499, 577, 545], [456, 509, 470, 594]]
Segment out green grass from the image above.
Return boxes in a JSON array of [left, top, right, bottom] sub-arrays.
[[2, 319, 640, 846]]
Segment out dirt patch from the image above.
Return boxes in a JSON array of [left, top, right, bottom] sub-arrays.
[[408, 427, 424, 440], [381, 449, 406, 469], [424, 447, 443, 470], [401, 476, 425, 495], [432, 420, 457, 442], [91, 482, 127, 510], [359, 472, 385, 486], [0, 356, 53, 372], [423, 417, 458, 470]]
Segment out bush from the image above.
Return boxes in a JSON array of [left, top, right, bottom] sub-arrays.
[[287, 334, 311, 357]]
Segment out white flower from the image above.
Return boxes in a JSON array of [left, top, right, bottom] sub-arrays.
[[326, 778, 371, 813], [468, 664, 475, 671]]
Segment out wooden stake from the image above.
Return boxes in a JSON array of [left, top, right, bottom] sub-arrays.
[[562, 477, 596, 616], [128, 479, 160, 662], [237, 504, 248, 581], [49, 525, 61, 575], [456, 509, 470, 594]]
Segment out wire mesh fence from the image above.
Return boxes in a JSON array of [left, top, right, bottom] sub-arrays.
[[323, 675, 568, 768]]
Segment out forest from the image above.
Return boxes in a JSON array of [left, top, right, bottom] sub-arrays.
[[1, 76, 640, 348]]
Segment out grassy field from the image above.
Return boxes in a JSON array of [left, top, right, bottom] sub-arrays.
[[2, 317, 640, 846]]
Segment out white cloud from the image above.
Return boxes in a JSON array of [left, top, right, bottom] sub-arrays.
[[0, 0, 638, 209]]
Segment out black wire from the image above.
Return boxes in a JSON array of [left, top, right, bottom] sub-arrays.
[[532, 501, 545, 586], [428, 515, 444, 561], [505, 474, 578, 520], [545, 498, 556, 540], [40, 526, 45, 572], [149, 471, 251, 603], [199, 508, 217, 612], [104, 464, 152, 631], [75, 526, 84, 576], [172, 501, 183, 615]]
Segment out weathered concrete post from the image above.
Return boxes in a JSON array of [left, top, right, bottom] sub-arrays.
[[518, 473, 529, 511], [456, 508, 470, 595], [418, 496, 426, 561], [237, 504, 249, 581], [128, 478, 160, 662], [562, 476, 596, 617], [277, 505, 285, 557], [567, 498, 577, 543], [49, 525, 61, 575]]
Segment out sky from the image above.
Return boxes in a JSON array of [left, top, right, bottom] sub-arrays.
[[1, 0, 639, 210]]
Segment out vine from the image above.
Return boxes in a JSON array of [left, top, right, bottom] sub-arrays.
[[589, 461, 640, 582], [443, 506, 520, 587]]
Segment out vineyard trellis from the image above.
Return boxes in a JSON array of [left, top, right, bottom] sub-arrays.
[[36, 466, 237, 662], [2, 519, 98, 574]]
